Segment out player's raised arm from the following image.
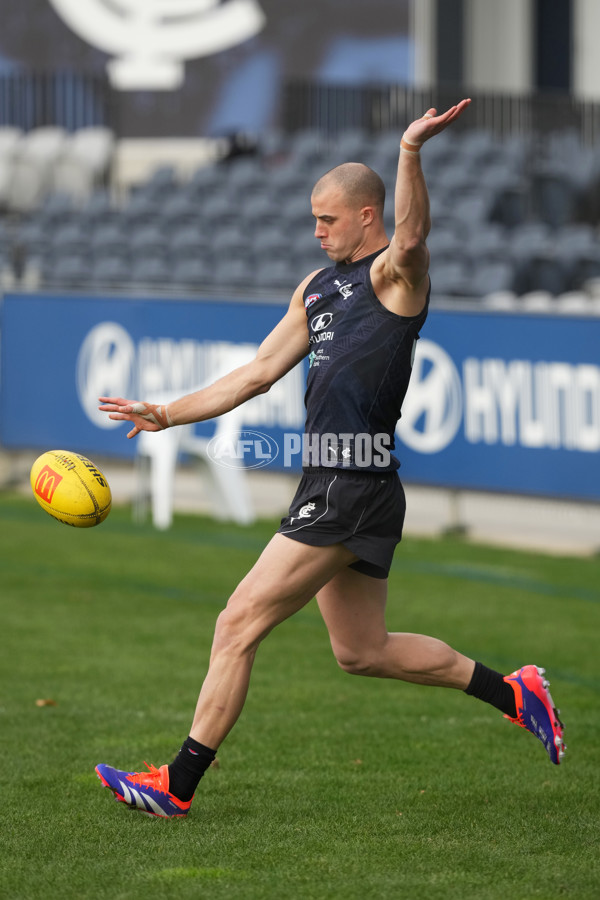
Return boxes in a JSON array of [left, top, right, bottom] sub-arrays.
[[98, 276, 315, 439], [373, 99, 471, 316]]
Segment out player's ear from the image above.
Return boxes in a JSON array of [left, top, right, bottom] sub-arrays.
[[361, 206, 375, 226]]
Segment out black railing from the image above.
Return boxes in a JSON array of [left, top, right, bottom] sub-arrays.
[[283, 80, 600, 144], [2, 71, 600, 145], [0, 71, 113, 132]]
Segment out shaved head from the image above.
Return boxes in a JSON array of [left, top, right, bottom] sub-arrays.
[[312, 162, 385, 216]]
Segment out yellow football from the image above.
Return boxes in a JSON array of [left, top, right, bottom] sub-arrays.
[[30, 450, 112, 527]]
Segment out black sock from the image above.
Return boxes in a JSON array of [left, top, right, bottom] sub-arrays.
[[464, 661, 517, 718], [168, 736, 217, 802]]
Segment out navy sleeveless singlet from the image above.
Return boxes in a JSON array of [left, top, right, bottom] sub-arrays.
[[302, 247, 429, 472]]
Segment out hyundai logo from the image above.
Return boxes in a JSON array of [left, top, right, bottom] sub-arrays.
[[311, 313, 333, 331], [397, 339, 462, 453]]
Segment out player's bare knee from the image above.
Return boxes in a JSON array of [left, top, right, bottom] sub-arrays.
[[335, 648, 379, 677], [212, 605, 261, 657]]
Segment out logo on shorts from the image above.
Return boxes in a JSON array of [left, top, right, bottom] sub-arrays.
[[290, 501, 316, 523]]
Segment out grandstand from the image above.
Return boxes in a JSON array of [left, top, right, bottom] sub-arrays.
[[1, 97, 600, 310]]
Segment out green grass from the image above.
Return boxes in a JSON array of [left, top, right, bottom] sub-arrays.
[[1, 492, 599, 900]]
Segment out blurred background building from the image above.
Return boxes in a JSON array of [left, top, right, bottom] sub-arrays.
[[1, 0, 599, 552]]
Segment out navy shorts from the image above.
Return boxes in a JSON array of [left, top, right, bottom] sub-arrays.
[[277, 468, 406, 579]]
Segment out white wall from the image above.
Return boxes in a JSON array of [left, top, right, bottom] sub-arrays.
[[573, 0, 600, 100], [463, 0, 534, 94]]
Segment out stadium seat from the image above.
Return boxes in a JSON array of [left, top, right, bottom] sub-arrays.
[[129, 224, 167, 262], [16, 217, 52, 260], [281, 194, 312, 230], [428, 260, 470, 298], [531, 163, 578, 228], [266, 162, 312, 199], [223, 156, 266, 195], [51, 126, 115, 201], [455, 128, 499, 170], [91, 222, 129, 261], [250, 225, 289, 260], [371, 131, 405, 170], [238, 193, 279, 229], [122, 192, 162, 229], [7, 157, 53, 213], [0, 218, 12, 251], [42, 254, 91, 289], [208, 222, 252, 262], [520, 251, 570, 296], [490, 179, 529, 228], [170, 257, 212, 290], [160, 191, 202, 231], [129, 256, 170, 287], [37, 192, 76, 229], [21, 126, 68, 162], [425, 229, 464, 264], [167, 224, 210, 264], [555, 222, 597, 252], [139, 165, 179, 203], [80, 189, 120, 229], [135, 357, 256, 529], [519, 291, 555, 312], [0, 128, 22, 208], [185, 164, 227, 202], [89, 256, 131, 288], [208, 257, 253, 290], [68, 126, 114, 170], [331, 128, 370, 162], [450, 191, 496, 229], [426, 195, 462, 234], [198, 193, 239, 231], [567, 248, 600, 291], [51, 222, 90, 258], [288, 127, 329, 169], [0, 126, 23, 158], [462, 260, 516, 298], [480, 290, 519, 311], [0, 248, 17, 290], [554, 291, 593, 314], [0, 157, 14, 210], [7, 128, 69, 212], [465, 225, 509, 266], [251, 258, 297, 291]]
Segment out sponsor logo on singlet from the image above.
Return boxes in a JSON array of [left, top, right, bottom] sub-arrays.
[[309, 312, 334, 345]]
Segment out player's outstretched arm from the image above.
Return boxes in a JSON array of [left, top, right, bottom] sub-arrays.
[[98, 280, 313, 439], [375, 99, 471, 316]]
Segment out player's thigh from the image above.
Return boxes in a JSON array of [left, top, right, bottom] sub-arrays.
[[221, 533, 359, 641], [316, 567, 388, 663]]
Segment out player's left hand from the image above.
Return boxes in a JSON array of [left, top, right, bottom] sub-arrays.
[[98, 396, 172, 439], [402, 99, 471, 148]]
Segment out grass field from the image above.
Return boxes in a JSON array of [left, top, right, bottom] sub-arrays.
[[1, 491, 599, 900]]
